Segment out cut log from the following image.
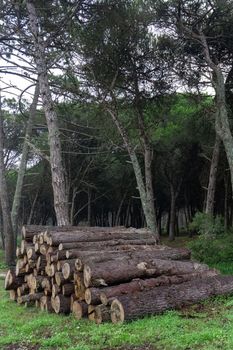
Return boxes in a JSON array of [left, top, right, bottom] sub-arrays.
[[59, 238, 157, 251], [72, 300, 88, 319], [53, 295, 70, 314], [99, 270, 219, 305], [41, 277, 51, 292], [39, 244, 49, 256], [57, 259, 69, 271], [27, 248, 37, 260], [70, 294, 78, 311], [5, 269, 24, 290], [47, 231, 153, 246], [16, 247, 24, 258], [40, 295, 47, 311], [20, 240, 33, 255], [9, 290, 17, 301], [57, 250, 67, 260], [17, 292, 44, 304], [88, 305, 96, 321], [52, 284, 61, 298], [36, 256, 46, 271], [22, 225, 78, 241], [61, 259, 77, 280], [55, 271, 66, 286], [17, 283, 29, 297], [94, 304, 111, 324], [110, 275, 233, 323], [62, 283, 75, 296], [83, 259, 210, 287], [85, 287, 103, 305], [75, 248, 191, 272], [46, 263, 57, 277]]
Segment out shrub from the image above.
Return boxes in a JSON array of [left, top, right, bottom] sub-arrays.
[[188, 234, 233, 264], [189, 212, 225, 237], [188, 212, 233, 264]]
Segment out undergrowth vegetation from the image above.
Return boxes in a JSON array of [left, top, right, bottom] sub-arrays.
[[188, 213, 233, 268]]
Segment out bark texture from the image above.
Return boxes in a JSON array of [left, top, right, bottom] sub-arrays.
[[26, 1, 70, 226], [84, 258, 210, 287], [11, 82, 40, 237], [0, 97, 15, 265], [205, 135, 221, 215], [111, 275, 233, 323]]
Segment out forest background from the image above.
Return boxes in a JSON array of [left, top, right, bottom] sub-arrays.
[[0, 0, 233, 266]]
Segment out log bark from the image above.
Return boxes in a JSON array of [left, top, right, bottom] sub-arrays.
[[18, 292, 44, 304], [94, 304, 111, 324], [75, 248, 191, 272], [0, 97, 15, 264], [62, 283, 75, 296], [72, 300, 88, 319], [55, 271, 66, 286], [22, 225, 78, 241], [47, 230, 153, 246], [205, 135, 221, 215], [5, 269, 24, 290], [111, 275, 233, 323], [59, 238, 156, 251], [84, 258, 210, 287], [99, 270, 219, 305], [85, 287, 103, 305], [26, 0, 70, 226], [53, 295, 70, 314]]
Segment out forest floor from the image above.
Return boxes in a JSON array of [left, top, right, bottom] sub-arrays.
[[1, 238, 233, 350]]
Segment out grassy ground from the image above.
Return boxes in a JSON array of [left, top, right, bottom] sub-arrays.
[[1, 239, 233, 350]]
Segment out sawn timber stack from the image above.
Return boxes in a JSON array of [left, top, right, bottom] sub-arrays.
[[5, 225, 233, 323]]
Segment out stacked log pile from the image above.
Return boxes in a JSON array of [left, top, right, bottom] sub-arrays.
[[5, 225, 233, 323]]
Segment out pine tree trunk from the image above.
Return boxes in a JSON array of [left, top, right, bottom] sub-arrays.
[[205, 134, 221, 215], [0, 94, 15, 265], [169, 185, 176, 241], [200, 35, 233, 200], [26, 0, 70, 226], [224, 172, 229, 230], [11, 82, 39, 237], [144, 146, 158, 240], [106, 108, 159, 242]]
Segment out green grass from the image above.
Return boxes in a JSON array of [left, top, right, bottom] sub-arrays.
[[2, 246, 233, 350], [0, 249, 7, 271]]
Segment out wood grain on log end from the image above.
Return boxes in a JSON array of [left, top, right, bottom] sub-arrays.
[[111, 299, 125, 324]]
